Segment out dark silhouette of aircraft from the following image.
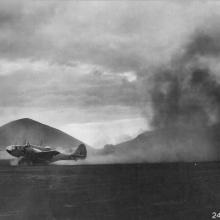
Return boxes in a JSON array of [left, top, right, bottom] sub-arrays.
[[6, 142, 87, 165]]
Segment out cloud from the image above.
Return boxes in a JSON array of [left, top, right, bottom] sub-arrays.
[[0, 58, 140, 112], [1, 1, 220, 134], [0, 1, 215, 71], [0, 1, 56, 60]]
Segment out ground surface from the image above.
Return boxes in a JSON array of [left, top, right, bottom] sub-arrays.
[[0, 161, 219, 220]]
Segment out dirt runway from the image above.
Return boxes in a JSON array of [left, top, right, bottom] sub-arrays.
[[0, 161, 219, 220]]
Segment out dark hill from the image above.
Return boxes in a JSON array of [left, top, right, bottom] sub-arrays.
[[101, 125, 220, 162], [0, 118, 93, 153]]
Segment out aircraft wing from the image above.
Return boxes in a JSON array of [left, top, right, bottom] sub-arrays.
[[24, 149, 60, 163], [32, 147, 43, 153]]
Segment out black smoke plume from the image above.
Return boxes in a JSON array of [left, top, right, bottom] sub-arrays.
[[150, 30, 220, 130], [150, 67, 220, 129], [135, 29, 220, 162], [97, 29, 220, 163]]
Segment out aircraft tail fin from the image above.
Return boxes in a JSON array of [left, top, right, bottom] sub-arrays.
[[71, 144, 87, 160]]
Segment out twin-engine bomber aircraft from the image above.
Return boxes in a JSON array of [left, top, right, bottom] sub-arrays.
[[6, 143, 87, 165]]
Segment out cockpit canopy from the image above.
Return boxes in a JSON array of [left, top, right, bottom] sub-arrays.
[[7, 145, 21, 151]]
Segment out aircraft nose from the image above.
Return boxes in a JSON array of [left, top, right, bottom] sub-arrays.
[[6, 146, 13, 154]]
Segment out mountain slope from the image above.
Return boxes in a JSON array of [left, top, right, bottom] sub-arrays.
[[101, 125, 220, 162], [0, 118, 93, 153]]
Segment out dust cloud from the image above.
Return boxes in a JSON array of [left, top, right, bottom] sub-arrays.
[[86, 26, 220, 163]]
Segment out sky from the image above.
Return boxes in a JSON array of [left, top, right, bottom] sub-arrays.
[[1, 1, 220, 148]]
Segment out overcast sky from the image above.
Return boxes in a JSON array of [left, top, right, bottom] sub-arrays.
[[1, 1, 220, 147]]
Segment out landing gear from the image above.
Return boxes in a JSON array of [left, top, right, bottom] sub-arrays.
[[18, 158, 33, 166]]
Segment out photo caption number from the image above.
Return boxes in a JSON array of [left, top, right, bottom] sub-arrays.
[[212, 212, 220, 219]]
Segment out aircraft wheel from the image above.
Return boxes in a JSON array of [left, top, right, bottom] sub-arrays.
[[18, 158, 32, 166]]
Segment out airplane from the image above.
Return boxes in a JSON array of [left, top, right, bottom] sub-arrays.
[[6, 142, 87, 165]]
